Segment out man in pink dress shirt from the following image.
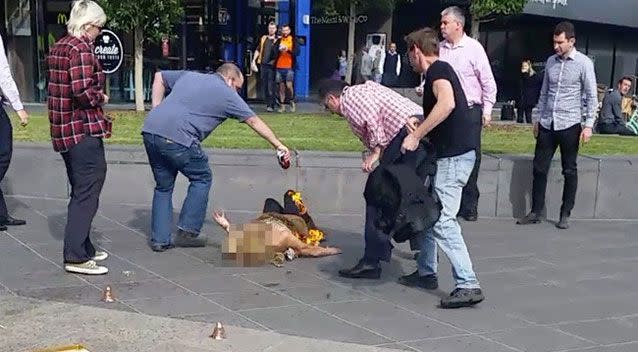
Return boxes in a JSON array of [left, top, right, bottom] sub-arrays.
[[318, 79, 426, 280], [438, 6, 497, 222]]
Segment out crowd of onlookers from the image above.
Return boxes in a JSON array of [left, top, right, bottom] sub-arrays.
[[329, 34, 637, 137]]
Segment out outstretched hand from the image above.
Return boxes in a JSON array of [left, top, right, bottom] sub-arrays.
[[213, 209, 230, 232]]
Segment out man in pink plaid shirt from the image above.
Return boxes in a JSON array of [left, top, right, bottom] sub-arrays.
[[319, 79, 424, 279]]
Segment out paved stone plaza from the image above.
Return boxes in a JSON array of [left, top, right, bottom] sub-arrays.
[[1, 191, 637, 352]]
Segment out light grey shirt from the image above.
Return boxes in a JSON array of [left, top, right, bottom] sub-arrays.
[[535, 49, 598, 130], [0, 34, 24, 111]]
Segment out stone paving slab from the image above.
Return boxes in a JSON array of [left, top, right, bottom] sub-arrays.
[[0, 296, 405, 352], [1, 195, 637, 351]]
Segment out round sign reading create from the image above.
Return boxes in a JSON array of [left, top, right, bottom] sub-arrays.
[[93, 29, 123, 74]]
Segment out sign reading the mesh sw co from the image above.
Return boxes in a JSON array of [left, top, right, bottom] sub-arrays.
[[93, 29, 123, 74]]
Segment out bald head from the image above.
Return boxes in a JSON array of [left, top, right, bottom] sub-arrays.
[[217, 63, 244, 90]]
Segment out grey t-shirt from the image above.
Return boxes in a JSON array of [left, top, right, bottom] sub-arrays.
[[142, 71, 256, 147]]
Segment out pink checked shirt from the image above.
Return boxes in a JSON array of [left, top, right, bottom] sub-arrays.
[[439, 35, 497, 117], [339, 81, 423, 150]]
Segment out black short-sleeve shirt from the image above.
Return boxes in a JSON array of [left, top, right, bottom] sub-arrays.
[[422, 60, 480, 158]]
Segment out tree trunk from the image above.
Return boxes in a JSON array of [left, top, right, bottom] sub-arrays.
[[134, 26, 145, 112], [471, 17, 480, 40], [345, 1, 356, 84]]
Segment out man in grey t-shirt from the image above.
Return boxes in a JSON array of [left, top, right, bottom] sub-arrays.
[[142, 63, 291, 252], [598, 76, 635, 136]]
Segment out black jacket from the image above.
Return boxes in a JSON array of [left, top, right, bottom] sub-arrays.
[[520, 73, 543, 108], [364, 128, 440, 243]]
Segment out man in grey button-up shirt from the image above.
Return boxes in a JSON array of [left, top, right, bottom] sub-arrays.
[[535, 44, 598, 134], [518, 21, 597, 230]]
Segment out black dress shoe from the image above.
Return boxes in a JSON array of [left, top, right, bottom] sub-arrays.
[[0, 224, 6, 231], [0, 216, 26, 226], [461, 214, 478, 222], [458, 210, 478, 222], [397, 270, 439, 290], [151, 243, 175, 252], [338, 259, 381, 279], [516, 212, 541, 225]]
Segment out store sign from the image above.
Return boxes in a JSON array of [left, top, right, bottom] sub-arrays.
[[529, 0, 568, 9], [219, 7, 230, 26], [310, 14, 368, 25], [93, 30, 123, 74], [524, 0, 637, 28]]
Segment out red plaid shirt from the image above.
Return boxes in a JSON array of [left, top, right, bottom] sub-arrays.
[[47, 35, 111, 153], [340, 81, 423, 150]]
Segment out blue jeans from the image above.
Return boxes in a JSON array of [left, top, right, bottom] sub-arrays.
[[142, 133, 212, 246], [417, 150, 481, 289]]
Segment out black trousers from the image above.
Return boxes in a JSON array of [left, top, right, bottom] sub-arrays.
[[260, 64, 276, 109], [363, 127, 417, 264], [62, 136, 107, 263], [517, 107, 533, 123], [0, 108, 12, 220], [459, 106, 482, 216], [531, 123, 581, 217], [598, 122, 636, 136]]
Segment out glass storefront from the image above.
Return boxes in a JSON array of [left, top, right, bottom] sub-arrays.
[[10, 0, 302, 103]]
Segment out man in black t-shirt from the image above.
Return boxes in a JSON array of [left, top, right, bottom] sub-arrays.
[[398, 27, 484, 309]]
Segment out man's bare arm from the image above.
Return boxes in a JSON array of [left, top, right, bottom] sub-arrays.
[[151, 72, 165, 108], [412, 79, 456, 140], [244, 116, 285, 149]]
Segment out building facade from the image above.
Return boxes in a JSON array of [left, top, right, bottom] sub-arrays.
[[3, 0, 637, 104], [1, 0, 312, 103], [392, 0, 638, 101]]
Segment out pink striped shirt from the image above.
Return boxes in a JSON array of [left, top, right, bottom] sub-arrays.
[[439, 35, 497, 117], [339, 81, 423, 150]]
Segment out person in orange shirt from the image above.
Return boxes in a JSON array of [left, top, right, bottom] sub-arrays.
[[273, 25, 299, 113]]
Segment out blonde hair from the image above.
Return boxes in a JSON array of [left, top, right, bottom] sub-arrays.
[[522, 60, 536, 76], [67, 0, 107, 38]]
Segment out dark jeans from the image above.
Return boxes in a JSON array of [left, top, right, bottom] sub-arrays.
[[459, 106, 482, 216], [260, 64, 276, 108], [0, 108, 12, 220], [517, 107, 533, 123], [62, 136, 107, 263], [598, 122, 636, 136], [532, 123, 581, 217], [143, 133, 212, 246]]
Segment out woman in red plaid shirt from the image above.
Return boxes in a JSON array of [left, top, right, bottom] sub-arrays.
[[47, 0, 110, 275]]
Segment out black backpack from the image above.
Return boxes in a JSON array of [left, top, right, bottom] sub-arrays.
[[364, 144, 441, 243]]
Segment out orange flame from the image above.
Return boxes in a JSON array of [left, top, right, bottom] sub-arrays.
[[288, 190, 307, 214], [306, 229, 325, 246]]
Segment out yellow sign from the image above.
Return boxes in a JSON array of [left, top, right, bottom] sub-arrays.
[[57, 13, 68, 25]]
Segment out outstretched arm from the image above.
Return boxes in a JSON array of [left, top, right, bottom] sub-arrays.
[[213, 210, 231, 233]]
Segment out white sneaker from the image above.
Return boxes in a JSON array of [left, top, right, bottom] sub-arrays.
[[65, 260, 108, 275], [92, 251, 108, 262]]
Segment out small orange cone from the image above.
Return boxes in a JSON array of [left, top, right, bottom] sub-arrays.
[[210, 322, 226, 340], [101, 285, 115, 303]]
